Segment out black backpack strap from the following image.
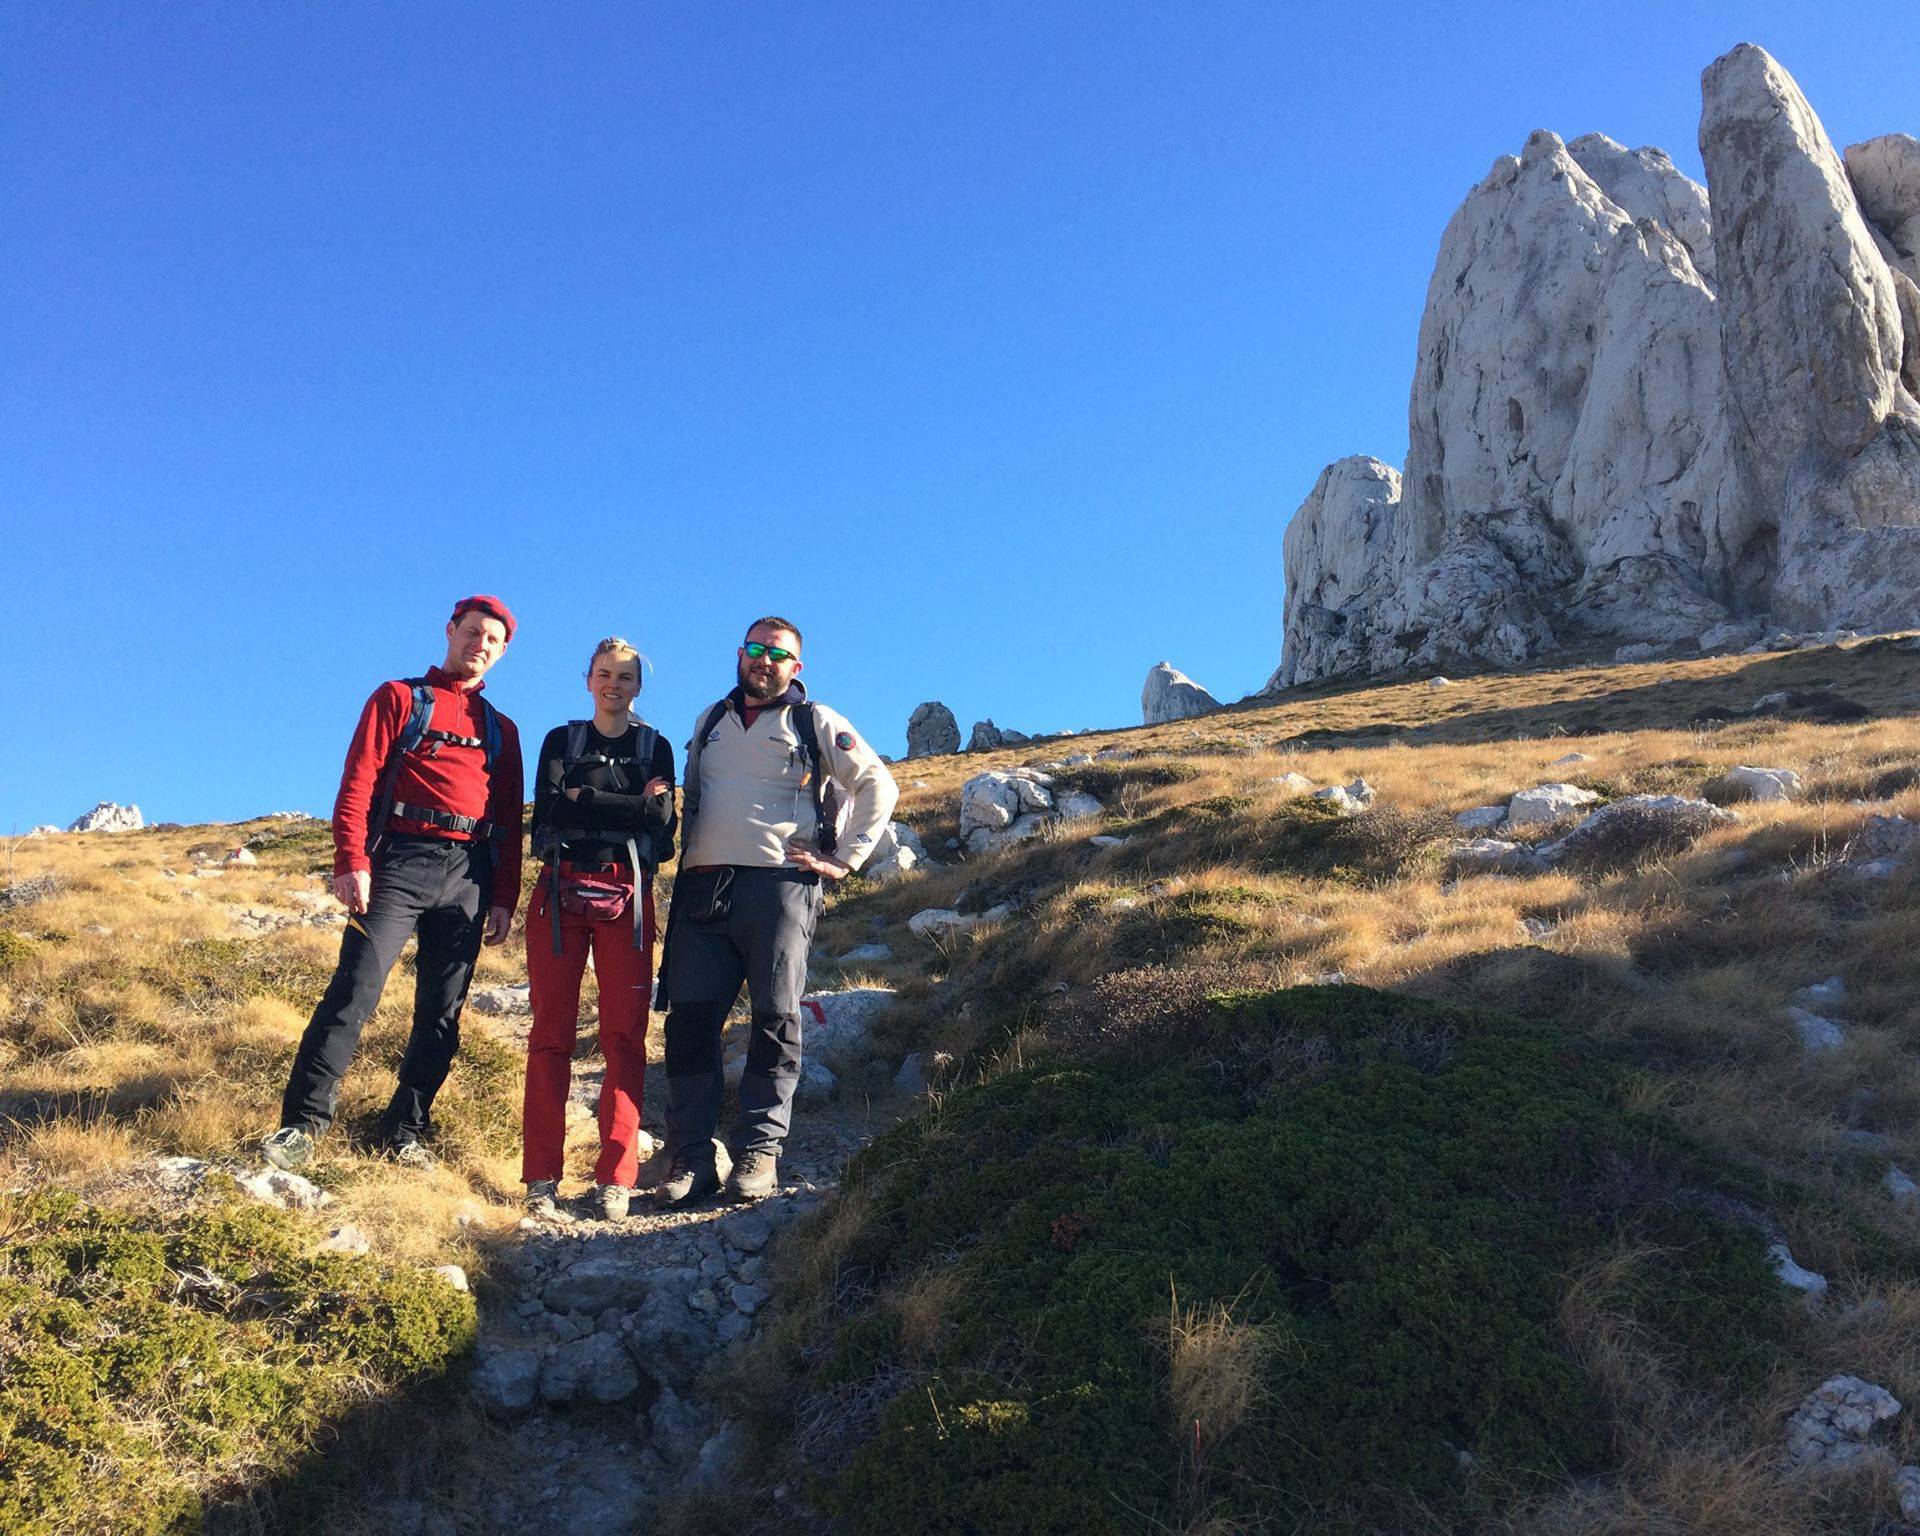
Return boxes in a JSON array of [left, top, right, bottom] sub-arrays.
[[791, 703, 840, 856], [682, 700, 732, 829]]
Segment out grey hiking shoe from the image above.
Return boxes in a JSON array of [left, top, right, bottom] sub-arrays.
[[595, 1184, 631, 1221], [525, 1179, 561, 1219], [726, 1149, 779, 1202], [384, 1137, 436, 1169], [259, 1126, 315, 1172]]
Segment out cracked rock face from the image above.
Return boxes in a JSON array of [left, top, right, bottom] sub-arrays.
[[1273, 44, 1920, 689]]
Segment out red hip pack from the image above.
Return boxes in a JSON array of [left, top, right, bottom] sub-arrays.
[[553, 861, 633, 922]]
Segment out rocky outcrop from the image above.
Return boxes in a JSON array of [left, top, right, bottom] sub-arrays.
[[68, 801, 143, 833], [905, 702, 960, 758], [1141, 663, 1221, 724], [967, 719, 1030, 752], [1273, 45, 1920, 689]]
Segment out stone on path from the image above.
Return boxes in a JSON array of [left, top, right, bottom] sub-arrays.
[[1785, 1374, 1900, 1469], [470, 983, 533, 1016], [473, 1348, 542, 1418]]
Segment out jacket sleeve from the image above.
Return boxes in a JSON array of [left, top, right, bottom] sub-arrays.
[[531, 726, 572, 839], [488, 713, 526, 910], [812, 705, 898, 871], [332, 682, 410, 878], [566, 735, 678, 851]]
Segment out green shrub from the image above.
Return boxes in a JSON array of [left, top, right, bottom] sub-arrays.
[[0, 1189, 476, 1534], [0, 929, 35, 974], [793, 985, 1795, 1535]]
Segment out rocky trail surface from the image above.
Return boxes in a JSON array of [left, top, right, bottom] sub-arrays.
[[447, 996, 892, 1535]]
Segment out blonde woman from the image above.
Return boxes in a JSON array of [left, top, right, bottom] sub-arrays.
[[522, 638, 675, 1220]]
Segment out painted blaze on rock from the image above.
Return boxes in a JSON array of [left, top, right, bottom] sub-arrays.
[[795, 985, 1814, 1535]]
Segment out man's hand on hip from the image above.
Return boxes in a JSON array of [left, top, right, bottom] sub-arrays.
[[784, 839, 851, 881], [484, 906, 513, 946], [333, 870, 372, 913]]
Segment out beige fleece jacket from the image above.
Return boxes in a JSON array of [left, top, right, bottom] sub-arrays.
[[681, 693, 899, 871]]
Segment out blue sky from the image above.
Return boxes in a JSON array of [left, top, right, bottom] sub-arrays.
[[4, 3, 1915, 829]]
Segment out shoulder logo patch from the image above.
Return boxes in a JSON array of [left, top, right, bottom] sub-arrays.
[[706, 729, 722, 744], [835, 730, 855, 751]]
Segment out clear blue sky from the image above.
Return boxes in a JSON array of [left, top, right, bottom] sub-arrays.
[[4, 3, 1915, 829]]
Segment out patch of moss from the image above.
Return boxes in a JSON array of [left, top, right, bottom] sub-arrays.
[[794, 985, 1799, 1535], [0, 1189, 475, 1535]]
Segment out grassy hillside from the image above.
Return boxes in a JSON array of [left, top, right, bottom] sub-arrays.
[[7, 635, 1920, 1532]]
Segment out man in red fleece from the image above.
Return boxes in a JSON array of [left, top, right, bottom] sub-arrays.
[[262, 596, 524, 1171]]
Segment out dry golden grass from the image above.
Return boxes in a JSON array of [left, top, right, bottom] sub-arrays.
[[7, 641, 1920, 1532], [1164, 1283, 1286, 1445]]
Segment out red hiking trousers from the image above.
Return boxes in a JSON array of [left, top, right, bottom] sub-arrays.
[[521, 877, 656, 1187]]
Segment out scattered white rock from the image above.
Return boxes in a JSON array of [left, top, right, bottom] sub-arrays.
[[1699, 619, 1766, 652], [470, 983, 533, 1016], [224, 847, 258, 866], [837, 942, 894, 965], [1310, 778, 1375, 816], [893, 1053, 928, 1094], [1885, 1167, 1920, 1210], [472, 1348, 543, 1417], [794, 1058, 837, 1107], [1506, 783, 1603, 828], [1788, 1006, 1846, 1053], [863, 821, 930, 884], [1768, 1241, 1829, 1307], [318, 1224, 371, 1256], [1549, 752, 1594, 766], [1455, 805, 1509, 832], [1426, 676, 1453, 687], [235, 1168, 333, 1211], [1534, 794, 1736, 865], [1055, 790, 1104, 822], [905, 702, 961, 758], [798, 987, 898, 1068], [967, 719, 1030, 752], [1448, 839, 1550, 877], [1269, 772, 1317, 795], [433, 1264, 470, 1293], [1796, 976, 1846, 1007], [1896, 1463, 1920, 1520], [1722, 765, 1802, 803], [1614, 642, 1667, 664], [906, 905, 1012, 942], [68, 801, 143, 833], [1141, 662, 1221, 724], [1784, 1374, 1899, 1469], [1089, 834, 1128, 848]]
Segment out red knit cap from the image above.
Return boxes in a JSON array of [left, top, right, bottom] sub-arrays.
[[451, 594, 516, 643]]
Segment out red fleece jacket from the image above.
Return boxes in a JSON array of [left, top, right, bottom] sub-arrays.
[[331, 666, 524, 903]]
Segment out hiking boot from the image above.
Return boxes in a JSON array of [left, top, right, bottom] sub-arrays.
[[657, 1144, 726, 1209], [726, 1149, 779, 1202], [525, 1179, 561, 1219], [595, 1184, 631, 1221], [259, 1126, 315, 1172], [384, 1137, 436, 1169]]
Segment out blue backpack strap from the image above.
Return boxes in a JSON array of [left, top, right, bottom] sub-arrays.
[[367, 678, 435, 855]]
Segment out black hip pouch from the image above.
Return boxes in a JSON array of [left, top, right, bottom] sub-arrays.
[[677, 867, 734, 924]]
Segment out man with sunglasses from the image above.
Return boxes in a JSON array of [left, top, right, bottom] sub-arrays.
[[658, 616, 898, 1204]]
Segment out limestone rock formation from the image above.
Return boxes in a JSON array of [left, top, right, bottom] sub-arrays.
[[1273, 45, 1920, 689], [905, 702, 960, 758], [1141, 662, 1221, 724], [68, 801, 143, 833]]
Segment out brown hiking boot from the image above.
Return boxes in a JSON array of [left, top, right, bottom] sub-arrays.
[[726, 1149, 779, 1202], [658, 1142, 728, 1209]]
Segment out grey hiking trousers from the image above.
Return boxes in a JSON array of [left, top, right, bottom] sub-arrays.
[[661, 866, 822, 1161]]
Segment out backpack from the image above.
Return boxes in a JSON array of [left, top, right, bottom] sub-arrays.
[[367, 678, 504, 855], [685, 698, 841, 856], [532, 715, 661, 954]]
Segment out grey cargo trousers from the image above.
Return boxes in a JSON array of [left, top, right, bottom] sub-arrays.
[[661, 866, 822, 1162]]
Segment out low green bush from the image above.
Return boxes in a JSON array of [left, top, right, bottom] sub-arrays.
[[790, 984, 1796, 1535], [0, 1189, 476, 1534]]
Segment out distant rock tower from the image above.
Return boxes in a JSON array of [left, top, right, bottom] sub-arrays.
[[905, 701, 960, 758], [1141, 663, 1220, 724]]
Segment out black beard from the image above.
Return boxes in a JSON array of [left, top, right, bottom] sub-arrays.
[[738, 661, 784, 702]]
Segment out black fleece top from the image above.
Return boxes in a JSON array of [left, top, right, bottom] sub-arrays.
[[531, 722, 677, 869]]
